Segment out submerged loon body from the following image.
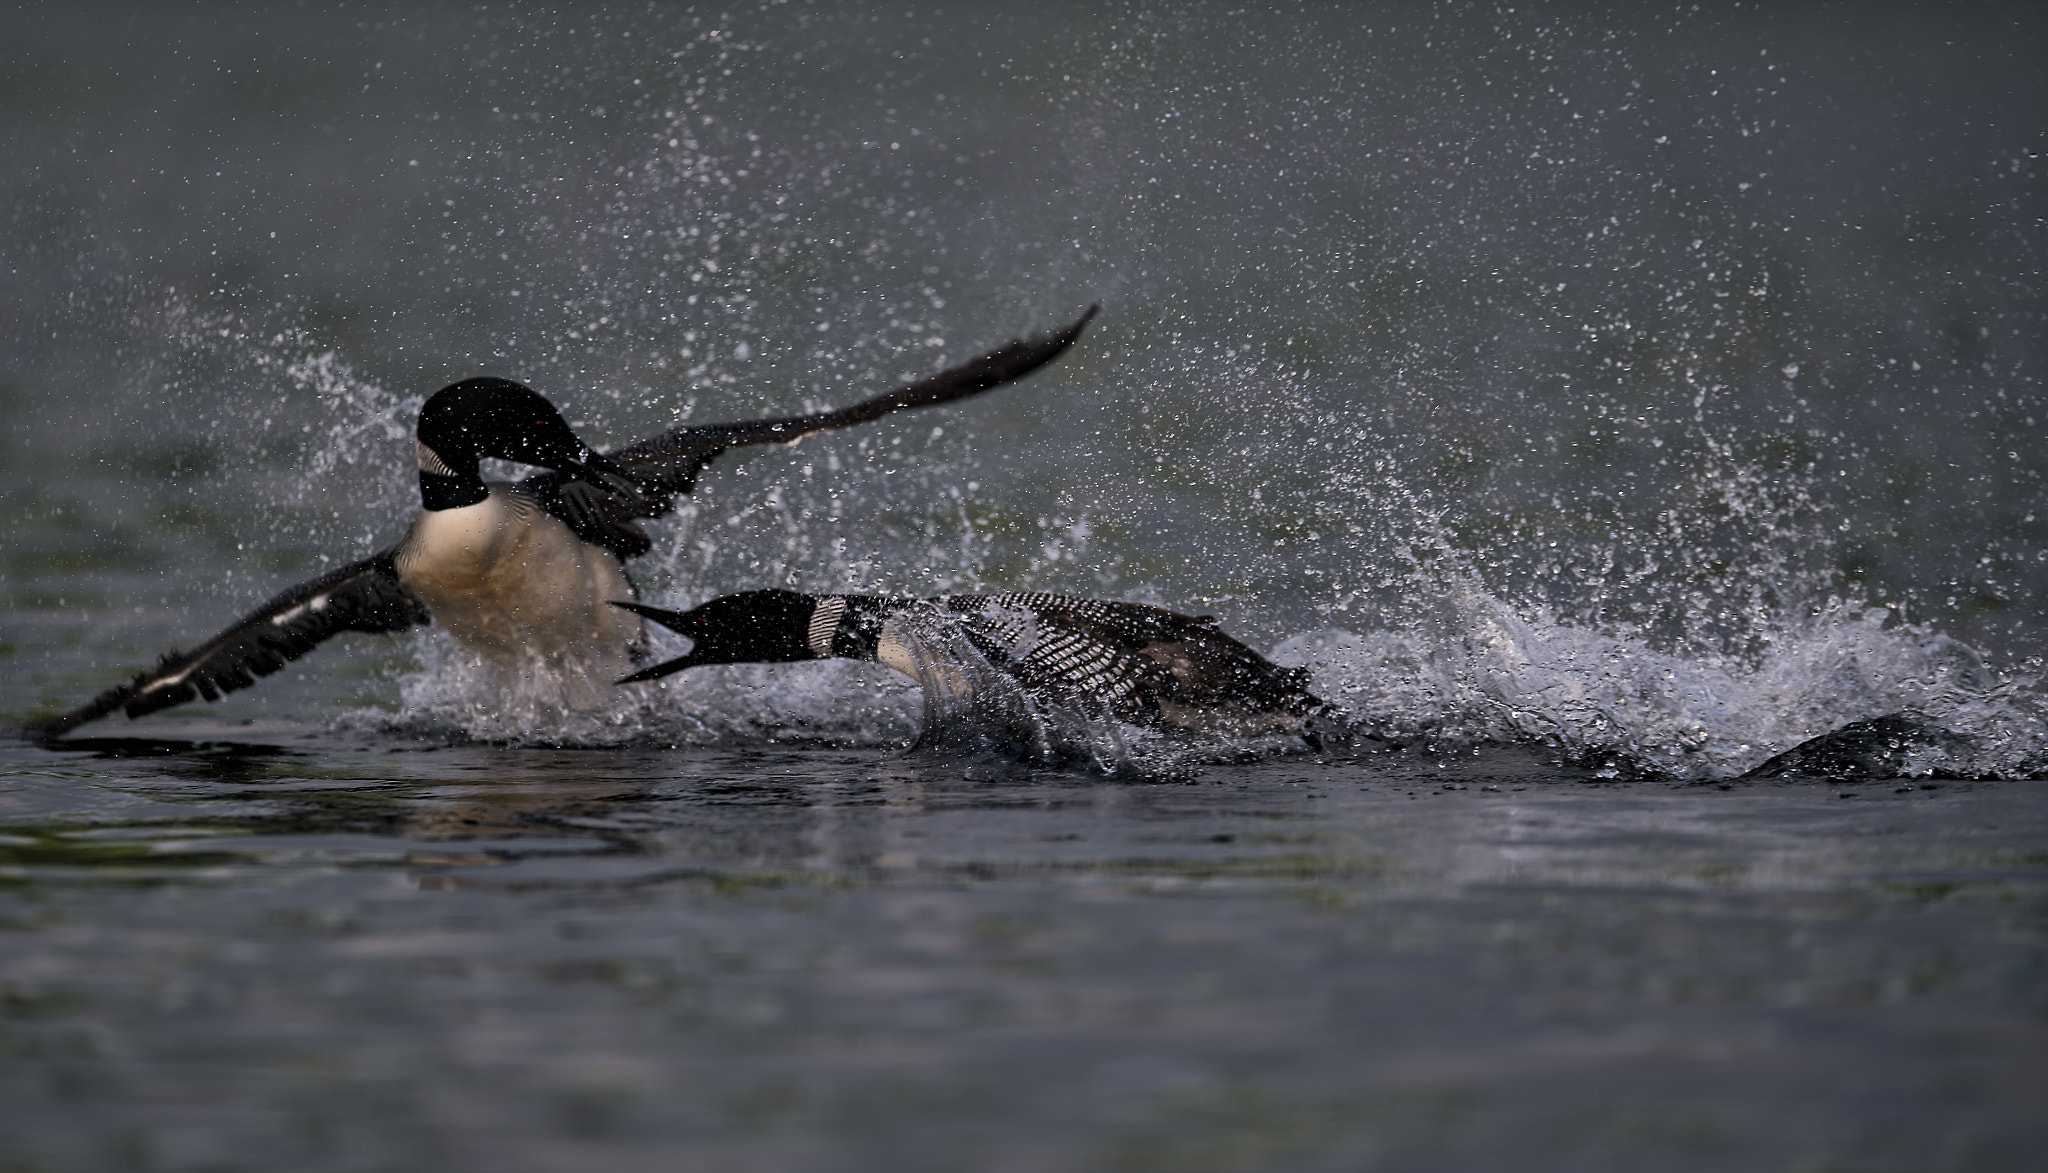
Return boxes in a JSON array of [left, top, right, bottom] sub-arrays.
[[37, 307, 1098, 737], [614, 589, 1340, 743]]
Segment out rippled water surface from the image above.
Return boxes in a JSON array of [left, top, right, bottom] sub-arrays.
[[4, 729, 2044, 1171], [5, 1, 2045, 1169]]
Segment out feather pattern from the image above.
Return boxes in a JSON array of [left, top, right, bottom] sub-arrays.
[[35, 553, 428, 738], [932, 593, 1323, 727], [779, 590, 1325, 732]]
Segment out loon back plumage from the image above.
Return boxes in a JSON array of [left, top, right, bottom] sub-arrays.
[[34, 306, 1098, 739], [613, 589, 1335, 741]]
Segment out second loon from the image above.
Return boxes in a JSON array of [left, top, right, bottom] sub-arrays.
[[612, 588, 1344, 745], [38, 306, 1097, 737]]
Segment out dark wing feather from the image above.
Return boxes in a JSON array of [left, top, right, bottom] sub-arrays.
[[34, 552, 429, 739], [522, 305, 1098, 558], [962, 594, 1327, 721]]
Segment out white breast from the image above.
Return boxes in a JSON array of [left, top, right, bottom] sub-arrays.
[[394, 487, 641, 686]]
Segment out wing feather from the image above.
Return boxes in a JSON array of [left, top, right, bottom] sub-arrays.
[[35, 552, 429, 738], [959, 593, 1325, 719], [522, 305, 1098, 557]]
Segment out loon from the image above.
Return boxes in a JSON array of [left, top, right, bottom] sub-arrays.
[[611, 588, 1341, 743], [36, 307, 1098, 738]]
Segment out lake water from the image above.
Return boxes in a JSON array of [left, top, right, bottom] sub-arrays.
[[4, 3, 2044, 1169]]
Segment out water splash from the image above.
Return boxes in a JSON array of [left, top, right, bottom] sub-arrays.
[[1276, 582, 2045, 781], [153, 294, 425, 538], [132, 293, 2045, 780]]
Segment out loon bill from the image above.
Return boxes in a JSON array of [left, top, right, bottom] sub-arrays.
[[35, 306, 1099, 738], [612, 589, 1345, 744]]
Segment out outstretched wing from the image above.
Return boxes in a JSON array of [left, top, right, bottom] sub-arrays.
[[609, 304, 1100, 486], [523, 305, 1099, 558], [35, 552, 429, 738]]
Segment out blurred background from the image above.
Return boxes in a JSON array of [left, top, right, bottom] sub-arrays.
[[4, 0, 2043, 723]]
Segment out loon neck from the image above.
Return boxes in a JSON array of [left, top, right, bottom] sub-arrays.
[[416, 438, 488, 511], [419, 470, 490, 511], [805, 594, 899, 660]]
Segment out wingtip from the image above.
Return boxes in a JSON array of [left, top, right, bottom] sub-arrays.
[[24, 709, 112, 744], [1055, 303, 1101, 343], [18, 719, 70, 746], [23, 680, 141, 743]]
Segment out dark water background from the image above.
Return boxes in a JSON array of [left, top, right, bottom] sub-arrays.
[[3, 2, 2045, 1169]]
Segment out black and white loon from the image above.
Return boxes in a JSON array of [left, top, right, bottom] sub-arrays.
[[36, 307, 1098, 738], [611, 588, 1340, 742]]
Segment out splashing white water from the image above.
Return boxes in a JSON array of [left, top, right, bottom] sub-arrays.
[[1275, 580, 2046, 780], [320, 568, 2047, 780], [359, 602, 1315, 776], [137, 296, 2044, 779], [357, 629, 929, 749]]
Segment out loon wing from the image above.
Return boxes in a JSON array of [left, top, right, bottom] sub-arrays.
[[949, 597, 1169, 719], [960, 594, 1325, 719], [523, 305, 1099, 558], [34, 552, 429, 738]]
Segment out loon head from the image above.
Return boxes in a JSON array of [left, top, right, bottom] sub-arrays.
[[610, 591, 821, 682], [414, 377, 635, 511], [416, 378, 596, 475]]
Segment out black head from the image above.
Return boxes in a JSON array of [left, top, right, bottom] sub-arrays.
[[416, 377, 594, 475], [611, 591, 821, 683]]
